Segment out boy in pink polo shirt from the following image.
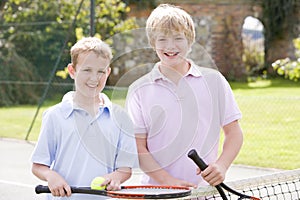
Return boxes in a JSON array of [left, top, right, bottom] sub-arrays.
[[126, 4, 243, 187]]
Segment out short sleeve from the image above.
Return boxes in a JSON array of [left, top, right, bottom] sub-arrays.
[[111, 104, 138, 169], [219, 75, 242, 126], [125, 86, 148, 134], [31, 109, 57, 167]]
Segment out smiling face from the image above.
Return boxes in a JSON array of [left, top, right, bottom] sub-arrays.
[[68, 51, 111, 101], [146, 4, 195, 49], [146, 4, 195, 74], [154, 31, 190, 70]]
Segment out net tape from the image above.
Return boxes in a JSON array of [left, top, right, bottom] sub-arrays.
[[180, 168, 300, 200]]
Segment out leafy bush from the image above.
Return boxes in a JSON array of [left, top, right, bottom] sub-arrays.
[[272, 38, 300, 81], [0, 47, 41, 106], [242, 35, 265, 79]]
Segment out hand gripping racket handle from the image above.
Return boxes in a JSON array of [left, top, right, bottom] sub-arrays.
[[188, 149, 228, 200], [188, 150, 260, 200], [187, 149, 209, 170], [35, 185, 76, 194], [35, 185, 108, 196]]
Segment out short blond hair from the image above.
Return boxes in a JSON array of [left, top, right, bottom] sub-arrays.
[[70, 37, 113, 69], [146, 4, 195, 48]]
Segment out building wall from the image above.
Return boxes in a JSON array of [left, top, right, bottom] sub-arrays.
[[155, 0, 264, 80], [108, 0, 299, 86]]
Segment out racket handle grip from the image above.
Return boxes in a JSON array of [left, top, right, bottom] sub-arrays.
[[188, 149, 208, 171], [35, 185, 51, 194], [188, 149, 228, 200]]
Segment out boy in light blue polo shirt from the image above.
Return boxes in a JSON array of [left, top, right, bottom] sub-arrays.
[[31, 37, 137, 199]]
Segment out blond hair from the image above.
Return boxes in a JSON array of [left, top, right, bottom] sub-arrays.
[[70, 37, 113, 69], [146, 4, 195, 48]]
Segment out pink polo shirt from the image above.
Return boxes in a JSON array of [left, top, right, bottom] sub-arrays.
[[126, 61, 242, 185]]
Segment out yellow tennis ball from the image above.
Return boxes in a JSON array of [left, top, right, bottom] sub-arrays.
[[91, 177, 106, 190]]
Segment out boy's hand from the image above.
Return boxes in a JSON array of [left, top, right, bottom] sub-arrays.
[[46, 170, 71, 197], [102, 168, 132, 191], [101, 176, 121, 191], [196, 162, 226, 186]]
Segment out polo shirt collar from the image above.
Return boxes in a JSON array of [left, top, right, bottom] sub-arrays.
[[150, 59, 203, 82], [60, 91, 112, 119]]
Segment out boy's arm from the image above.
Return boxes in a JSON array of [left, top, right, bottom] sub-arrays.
[[218, 120, 243, 171], [200, 120, 243, 186], [31, 163, 71, 197], [136, 134, 196, 187]]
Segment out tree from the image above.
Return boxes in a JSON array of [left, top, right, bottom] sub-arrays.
[[2, 0, 79, 78], [262, 0, 298, 72], [262, 0, 300, 81], [0, 0, 138, 105], [0, 44, 41, 106], [56, 0, 139, 79]]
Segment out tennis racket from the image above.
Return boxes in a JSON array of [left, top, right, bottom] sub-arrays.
[[188, 149, 260, 200], [35, 184, 191, 199]]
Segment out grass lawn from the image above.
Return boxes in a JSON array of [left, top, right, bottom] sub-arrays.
[[229, 79, 300, 169], [0, 78, 299, 169]]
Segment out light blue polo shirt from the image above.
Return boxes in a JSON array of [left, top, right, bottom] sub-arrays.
[[31, 92, 138, 199]]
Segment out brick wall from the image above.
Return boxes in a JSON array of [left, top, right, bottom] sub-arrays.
[[108, 0, 299, 86]]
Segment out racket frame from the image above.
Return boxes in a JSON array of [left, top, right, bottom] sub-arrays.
[[35, 184, 191, 199]]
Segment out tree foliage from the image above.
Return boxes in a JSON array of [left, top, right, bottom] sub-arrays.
[[262, 0, 296, 41], [261, 0, 298, 74], [263, 0, 300, 82], [2, 0, 77, 78], [0, 0, 138, 105], [0, 47, 40, 106]]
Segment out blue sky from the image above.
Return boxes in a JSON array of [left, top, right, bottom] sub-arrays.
[[243, 16, 263, 31]]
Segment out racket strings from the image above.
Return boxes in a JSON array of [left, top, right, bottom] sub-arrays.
[[108, 186, 192, 199], [116, 188, 188, 194]]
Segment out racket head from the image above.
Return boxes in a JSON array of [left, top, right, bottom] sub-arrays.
[[109, 185, 192, 199], [35, 184, 191, 199]]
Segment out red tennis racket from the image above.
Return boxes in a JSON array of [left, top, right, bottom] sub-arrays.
[[35, 184, 191, 199], [188, 149, 261, 200]]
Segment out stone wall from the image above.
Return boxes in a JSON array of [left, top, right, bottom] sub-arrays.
[[108, 0, 299, 86]]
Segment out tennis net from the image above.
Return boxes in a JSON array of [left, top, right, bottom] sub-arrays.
[[182, 168, 300, 200]]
